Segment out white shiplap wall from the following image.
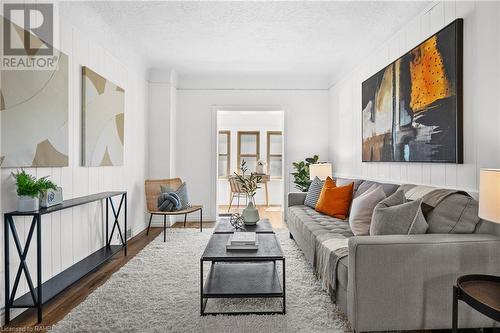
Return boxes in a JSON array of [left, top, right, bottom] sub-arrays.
[[0, 5, 149, 322], [329, 1, 500, 193]]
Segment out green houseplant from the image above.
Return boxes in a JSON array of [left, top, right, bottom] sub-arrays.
[[291, 155, 319, 192], [12, 170, 57, 212], [234, 160, 261, 224]]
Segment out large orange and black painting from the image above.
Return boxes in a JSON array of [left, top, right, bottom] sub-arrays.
[[362, 19, 463, 163]]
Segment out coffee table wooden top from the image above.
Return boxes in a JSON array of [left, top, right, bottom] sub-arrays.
[[456, 274, 500, 322], [214, 218, 273, 234]]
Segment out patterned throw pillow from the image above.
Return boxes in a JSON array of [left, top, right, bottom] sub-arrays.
[[370, 190, 428, 235], [304, 176, 325, 208]]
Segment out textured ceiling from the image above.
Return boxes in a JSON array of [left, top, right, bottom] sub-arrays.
[[81, 1, 430, 81]]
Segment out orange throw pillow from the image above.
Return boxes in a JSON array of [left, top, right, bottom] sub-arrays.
[[315, 179, 354, 219]]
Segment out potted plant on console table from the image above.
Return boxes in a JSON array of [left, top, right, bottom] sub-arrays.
[[12, 169, 59, 212], [234, 160, 261, 225]]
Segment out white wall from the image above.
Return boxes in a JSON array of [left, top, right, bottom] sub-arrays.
[[329, 1, 500, 193], [1, 3, 149, 322], [148, 69, 176, 179], [175, 76, 330, 221], [217, 111, 284, 206]]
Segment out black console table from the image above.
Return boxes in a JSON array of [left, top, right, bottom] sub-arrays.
[[4, 191, 127, 324]]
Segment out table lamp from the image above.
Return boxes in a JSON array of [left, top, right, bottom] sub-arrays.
[[478, 168, 500, 224], [309, 163, 332, 181]]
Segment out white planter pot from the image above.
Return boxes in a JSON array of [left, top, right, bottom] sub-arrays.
[[18, 196, 39, 212], [242, 201, 260, 225]]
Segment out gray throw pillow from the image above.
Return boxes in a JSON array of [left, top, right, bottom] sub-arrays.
[[370, 190, 428, 235], [426, 194, 481, 233], [173, 182, 191, 210], [349, 184, 386, 236], [160, 184, 175, 193], [161, 182, 191, 210], [304, 176, 324, 208]]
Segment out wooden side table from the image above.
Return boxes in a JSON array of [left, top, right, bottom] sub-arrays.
[[452, 274, 500, 332]]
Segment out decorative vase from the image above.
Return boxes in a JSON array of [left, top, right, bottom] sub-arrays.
[[256, 161, 266, 174], [18, 195, 39, 212], [242, 201, 259, 225]]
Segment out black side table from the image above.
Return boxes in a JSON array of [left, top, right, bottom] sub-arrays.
[[452, 274, 500, 332]]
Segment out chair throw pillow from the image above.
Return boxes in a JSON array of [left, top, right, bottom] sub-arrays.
[[157, 192, 181, 212], [349, 184, 386, 235], [173, 182, 191, 210], [370, 189, 428, 235], [304, 176, 325, 208], [315, 178, 353, 219], [160, 182, 191, 210]]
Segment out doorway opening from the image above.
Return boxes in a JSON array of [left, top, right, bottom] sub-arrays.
[[216, 110, 285, 229]]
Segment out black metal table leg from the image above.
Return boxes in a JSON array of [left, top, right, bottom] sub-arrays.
[[124, 193, 127, 256], [184, 214, 187, 228], [452, 285, 458, 333], [200, 259, 204, 315], [282, 258, 286, 314], [107, 195, 126, 249], [105, 198, 109, 247], [4, 214, 10, 324], [36, 214, 42, 323]]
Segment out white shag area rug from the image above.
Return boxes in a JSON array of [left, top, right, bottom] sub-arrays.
[[52, 228, 350, 333]]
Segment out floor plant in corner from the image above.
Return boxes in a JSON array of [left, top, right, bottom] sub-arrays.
[[291, 155, 319, 192], [12, 169, 57, 212], [234, 160, 261, 224]]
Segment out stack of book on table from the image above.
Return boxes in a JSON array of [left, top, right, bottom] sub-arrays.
[[226, 232, 258, 250]]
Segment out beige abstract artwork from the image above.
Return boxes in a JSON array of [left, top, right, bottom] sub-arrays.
[[82, 67, 125, 166], [0, 17, 69, 167]]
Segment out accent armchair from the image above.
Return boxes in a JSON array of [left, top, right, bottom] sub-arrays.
[[145, 178, 203, 242]]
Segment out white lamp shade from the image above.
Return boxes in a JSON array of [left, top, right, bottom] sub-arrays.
[[309, 163, 332, 181], [479, 168, 500, 224]]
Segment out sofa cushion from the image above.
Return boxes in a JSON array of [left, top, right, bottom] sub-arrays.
[[288, 205, 354, 239], [355, 180, 399, 198], [304, 176, 325, 208], [336, 177, 364, 193], [426, 193, 481, 233], [370, 190, 428, 235]]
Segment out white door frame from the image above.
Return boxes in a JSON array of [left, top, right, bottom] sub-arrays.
[[211, 105, 288, 219]]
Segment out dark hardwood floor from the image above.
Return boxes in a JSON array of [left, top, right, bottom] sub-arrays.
[[3, 223, 211, 331]]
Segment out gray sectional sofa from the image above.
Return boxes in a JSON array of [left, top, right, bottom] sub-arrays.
[[287, 177, 500, 332]]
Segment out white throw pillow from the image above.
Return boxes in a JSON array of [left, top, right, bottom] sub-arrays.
[[349, 184, 386, 235]]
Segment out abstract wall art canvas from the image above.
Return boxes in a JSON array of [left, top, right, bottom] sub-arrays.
[[82, 67, 125, 166], [0, 17, 69, 167], [362, 19, 463, 163]]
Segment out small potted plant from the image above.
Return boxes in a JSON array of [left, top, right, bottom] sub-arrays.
[[234, 160, 261, 224], [12, 170, 57, 212]]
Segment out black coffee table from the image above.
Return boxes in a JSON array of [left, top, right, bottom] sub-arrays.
[[200, 232, 286, 315], [214, 218, 274, 234]]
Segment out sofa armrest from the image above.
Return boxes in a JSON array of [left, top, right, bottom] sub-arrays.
[[347, 234, 500, 331], [288, 192, 307, 207]]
